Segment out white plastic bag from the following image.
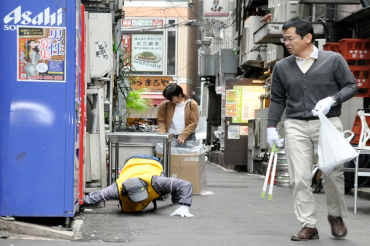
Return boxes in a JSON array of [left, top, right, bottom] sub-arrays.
[[317, 112, 359, 175]]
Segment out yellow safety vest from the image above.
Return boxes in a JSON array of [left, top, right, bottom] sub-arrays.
[[116, 157, 163, 212]]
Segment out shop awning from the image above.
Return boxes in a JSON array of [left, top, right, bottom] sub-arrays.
[[141, 93, 166, 106]]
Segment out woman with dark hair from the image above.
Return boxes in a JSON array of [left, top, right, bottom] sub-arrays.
[[157, 83, 199, 145], [23, 40, 40, 79]]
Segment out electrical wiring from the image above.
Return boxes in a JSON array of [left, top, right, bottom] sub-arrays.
[[126, 8, 164, 17], [128, 0, 147, 15], [176, 54, 201, 73], [312, 4, 356, 14], [168, 0, 201, 39], [125, 2, 194, 15]]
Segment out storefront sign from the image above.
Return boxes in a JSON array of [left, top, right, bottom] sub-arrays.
[[131, 34, 163, 72], [17, 26, 66, 82], [122, 35, 131, 70], [130, 76, 172, 92], [122, 19, 164, 28], [232, 85, 265, 123]]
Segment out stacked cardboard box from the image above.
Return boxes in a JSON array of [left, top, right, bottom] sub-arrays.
[[157, 152, 207, 194]]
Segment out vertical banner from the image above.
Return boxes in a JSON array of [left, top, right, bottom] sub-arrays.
[[131, 34, 163, 72], [225, 90, 237, 117], [17, 26, 66, 82], [122, 35, 131, 70]]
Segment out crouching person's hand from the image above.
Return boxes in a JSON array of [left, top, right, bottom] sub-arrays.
[[170, 205, 194, 217]]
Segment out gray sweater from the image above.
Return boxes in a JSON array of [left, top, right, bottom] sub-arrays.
[[268, 50, 357, 127]]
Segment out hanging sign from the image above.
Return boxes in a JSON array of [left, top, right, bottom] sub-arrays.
[[131, 34, 163, 72], [130, 76, 172, 92], [122, 35, 131, 70]]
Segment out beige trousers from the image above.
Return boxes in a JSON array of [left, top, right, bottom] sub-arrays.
[[284, 117, 348, 228]]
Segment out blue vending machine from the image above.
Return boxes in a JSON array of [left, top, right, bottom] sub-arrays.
[[0, 0, 84, 217]]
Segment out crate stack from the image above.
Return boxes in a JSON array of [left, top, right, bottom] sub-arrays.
[[323, 39, 370, 97]]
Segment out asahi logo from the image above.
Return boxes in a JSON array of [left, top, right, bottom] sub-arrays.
[[3, 6, 63, 31]]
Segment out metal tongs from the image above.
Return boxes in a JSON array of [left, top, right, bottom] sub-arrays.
[[261, 143, 279, 201]]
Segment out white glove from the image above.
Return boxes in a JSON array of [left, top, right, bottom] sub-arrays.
[[170, 205, 194, 217], [267, 128, 284, 148], [312, 97, 334, 117]]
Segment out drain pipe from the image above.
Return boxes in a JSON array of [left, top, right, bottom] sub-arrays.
[[325, 4, 336, 42], [360, 0, 370, 7]]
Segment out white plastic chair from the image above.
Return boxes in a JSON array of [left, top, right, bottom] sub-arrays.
[[344, 109, 370, 214]]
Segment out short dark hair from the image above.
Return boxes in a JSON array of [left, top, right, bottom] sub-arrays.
[[162, 83, 188, 101], [283, 17, 314, 43]]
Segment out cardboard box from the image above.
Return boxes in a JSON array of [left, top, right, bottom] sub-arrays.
[[157, 153, 207, 194]]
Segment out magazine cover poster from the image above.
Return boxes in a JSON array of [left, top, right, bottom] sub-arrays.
[[17, 26, 66, 82]]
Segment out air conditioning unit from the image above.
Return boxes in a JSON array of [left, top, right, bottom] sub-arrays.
[[315, 39, 327, 50], [267, 44, 284, 64], [242, 16, 266, 63], [88, 13, 113, 78], [270, 0, 300, 23]]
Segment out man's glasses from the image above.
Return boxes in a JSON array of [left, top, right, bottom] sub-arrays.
[[280, 36, 301, 43]]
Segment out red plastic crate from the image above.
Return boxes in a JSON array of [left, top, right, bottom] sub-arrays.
[[323, 42, 340, 53], [355, 88, 370, 97], [339, 39, 370, 60], [350, 114, 370, 145], [350, 67, 370, 88]]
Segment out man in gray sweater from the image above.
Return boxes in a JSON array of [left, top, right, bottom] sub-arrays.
[[267, 17, 357, 241]]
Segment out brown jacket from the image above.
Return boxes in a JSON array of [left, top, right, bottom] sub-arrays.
[[157, 99, 199, 140]]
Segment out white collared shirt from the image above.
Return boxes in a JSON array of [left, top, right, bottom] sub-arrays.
[[295, 45, 318, 74]]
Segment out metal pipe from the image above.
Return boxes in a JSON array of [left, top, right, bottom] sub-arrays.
[[163, 139, 168, 176], [168, 138, 171, 177], [312, 5, 316, 22], [360, 0, 370, 7], [109, 69, 113, 134], [109, 142, 112, 185], [326, 4, 335, 42], [115, 142, 119, 182]]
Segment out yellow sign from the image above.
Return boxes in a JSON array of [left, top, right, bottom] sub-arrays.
[[130, 76, 173, 92]]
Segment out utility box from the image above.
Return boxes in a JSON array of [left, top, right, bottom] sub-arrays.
[[221, 49, 238, 74], [200, 55, 216, 76], [0, 0, 84, 217], [88, 13, 113, 78]]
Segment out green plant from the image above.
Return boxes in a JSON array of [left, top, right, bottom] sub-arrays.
[[113, 38, 152, 125]]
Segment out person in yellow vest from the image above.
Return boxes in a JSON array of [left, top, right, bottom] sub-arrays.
[[83, 154, 194, 217]]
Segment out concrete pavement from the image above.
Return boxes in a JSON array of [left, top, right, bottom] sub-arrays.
[[1, 162, 370, 245]]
